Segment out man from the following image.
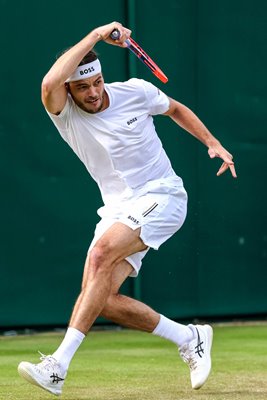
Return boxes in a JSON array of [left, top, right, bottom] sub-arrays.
[[18, 21, 237, 396]]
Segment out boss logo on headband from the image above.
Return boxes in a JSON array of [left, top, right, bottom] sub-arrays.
[[80, 66, 95, 76], [66, 59, 101, 82]]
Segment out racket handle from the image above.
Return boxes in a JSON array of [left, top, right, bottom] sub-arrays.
[[110, 29, 131, 47], [110, 29, 120, 40]]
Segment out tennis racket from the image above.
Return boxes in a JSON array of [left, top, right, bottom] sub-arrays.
[[110, 29, 168, 84]]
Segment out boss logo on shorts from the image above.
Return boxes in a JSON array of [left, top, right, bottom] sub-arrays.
[[127, 215, 140, 224], [79, 66, 95, 76]]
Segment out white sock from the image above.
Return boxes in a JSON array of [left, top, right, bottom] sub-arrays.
[[152, 314, 194, 347], [52, 327, 85, 372]]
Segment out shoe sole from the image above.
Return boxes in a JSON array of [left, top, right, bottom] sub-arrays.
[[18, 363, 61, 396], [193, 324, 213, 390]]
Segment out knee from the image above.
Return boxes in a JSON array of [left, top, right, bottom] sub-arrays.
[[87, 240, 115, 278], [89, 244, 106, 269]]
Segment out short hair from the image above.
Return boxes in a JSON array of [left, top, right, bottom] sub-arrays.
[[56, 47, 99, 66], [78, 49, 98, 66]]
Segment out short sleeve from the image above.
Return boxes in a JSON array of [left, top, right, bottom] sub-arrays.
[[142, 80, 170, 115], [46, 96, 72, 140]]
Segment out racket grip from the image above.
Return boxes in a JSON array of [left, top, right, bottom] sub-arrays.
[[110, 29, 120, 40], [110, 29, 131, 48]]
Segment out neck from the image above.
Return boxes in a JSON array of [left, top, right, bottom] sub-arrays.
[[101, 90, 109, 111]]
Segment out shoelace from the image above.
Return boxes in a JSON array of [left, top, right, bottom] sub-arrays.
[[38, 351, 59, 371], [37, 351, 65, 383], [179, 345, 197, 371]]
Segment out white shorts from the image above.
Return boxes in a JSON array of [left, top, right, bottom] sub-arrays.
[[88, 176, 188, 277]]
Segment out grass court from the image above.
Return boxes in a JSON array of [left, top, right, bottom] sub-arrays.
[[0, 323, 266, 400]]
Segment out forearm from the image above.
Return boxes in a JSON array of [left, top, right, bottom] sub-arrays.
[[165, 97, 237, 177], [42, 22, 130, 91], [43, 30, 101, 90]]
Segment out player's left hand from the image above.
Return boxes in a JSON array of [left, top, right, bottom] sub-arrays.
[[208, 145, 237, 178]]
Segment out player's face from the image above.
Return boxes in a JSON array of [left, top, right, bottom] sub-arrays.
[[68, 74, 108, 114]]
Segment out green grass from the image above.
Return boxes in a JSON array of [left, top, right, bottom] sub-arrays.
[[0, 324, 267, 399]]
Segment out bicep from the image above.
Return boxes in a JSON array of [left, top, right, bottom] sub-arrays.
[[41, 81, 68, 115]]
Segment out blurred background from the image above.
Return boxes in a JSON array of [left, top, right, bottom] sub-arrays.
[[1, 0, 266, 329]]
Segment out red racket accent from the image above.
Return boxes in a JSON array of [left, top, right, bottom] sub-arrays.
[[110, 30, 168, 83], [127, 38, 168, 83]]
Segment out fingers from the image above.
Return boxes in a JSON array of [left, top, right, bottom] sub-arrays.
[[228, 163, 237, 178], [216, 162, 228, 176], [216, 161, 237, 178], [94, 22, 131, 47], [208, 145, 237, 178], [112, 23, 131, 45]]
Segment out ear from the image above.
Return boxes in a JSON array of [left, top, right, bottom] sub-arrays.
[[65, 82, 70, 93]]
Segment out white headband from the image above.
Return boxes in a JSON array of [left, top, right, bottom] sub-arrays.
[[66, 59, 101, 82]]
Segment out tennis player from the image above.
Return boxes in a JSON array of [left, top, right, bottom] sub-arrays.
[[18, 21, 237, 396]]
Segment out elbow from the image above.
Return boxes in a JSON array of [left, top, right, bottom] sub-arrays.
[[41, 75, 52, 98], [41, 76, 49, 103], [41, 74, 59, 106], [164, 97, 183, 118]]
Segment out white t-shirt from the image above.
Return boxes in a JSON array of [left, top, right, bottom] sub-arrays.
[[47, 78, 179, 204]]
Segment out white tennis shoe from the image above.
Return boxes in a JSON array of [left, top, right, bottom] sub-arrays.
[[18, 352, 66, 396], [179, 324, 213, 389]]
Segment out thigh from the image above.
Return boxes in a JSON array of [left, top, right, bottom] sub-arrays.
[[88, 186, 187, 277], [84, 222, 147, 283], [88, 217, 150, 278], [95, 222, 148, 262]]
